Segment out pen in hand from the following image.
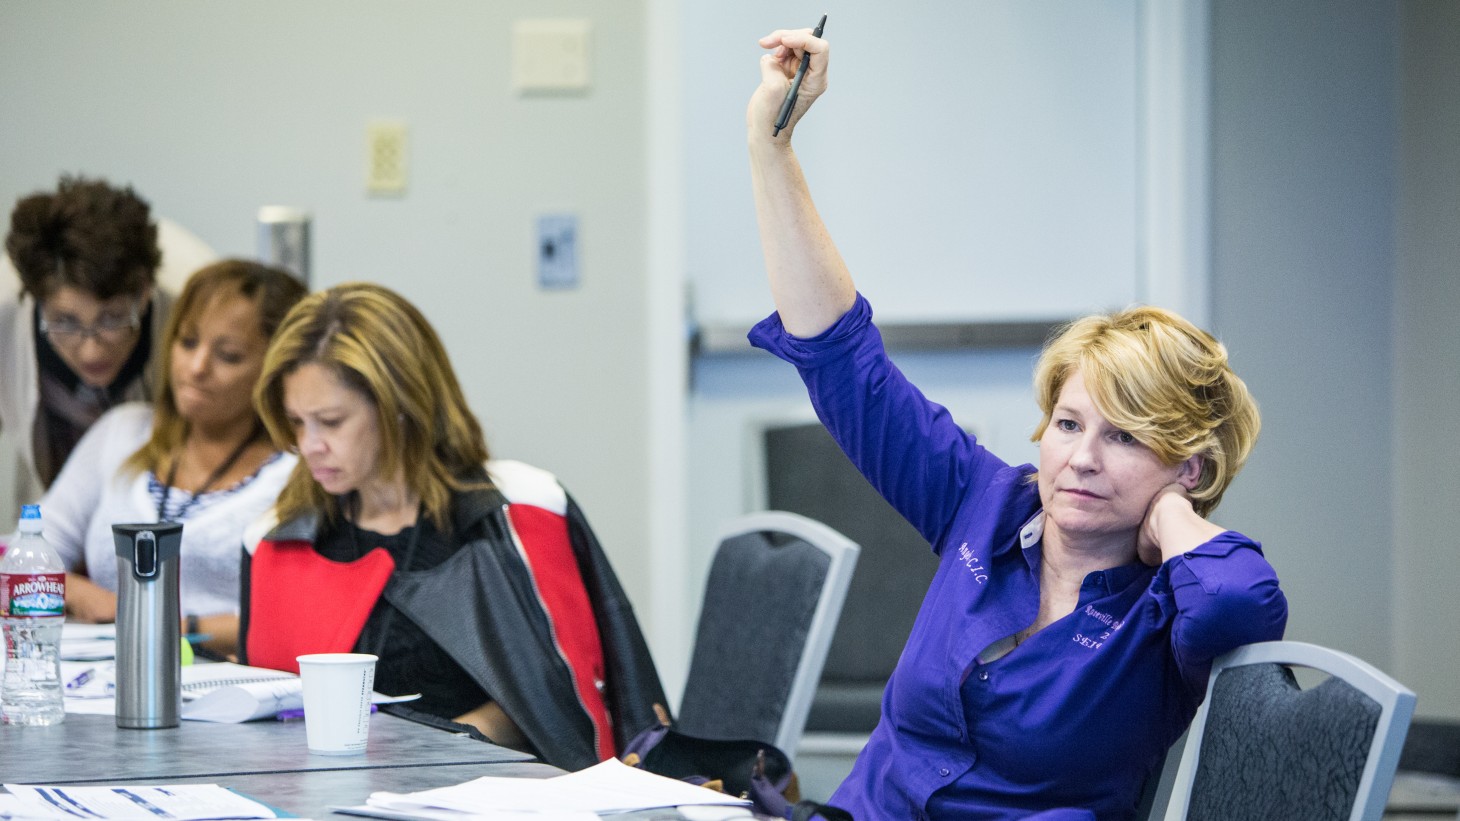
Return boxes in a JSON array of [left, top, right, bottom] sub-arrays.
[[773, 14, 828, 137]]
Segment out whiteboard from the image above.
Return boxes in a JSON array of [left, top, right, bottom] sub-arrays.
[[684, 0, 1140, 328]]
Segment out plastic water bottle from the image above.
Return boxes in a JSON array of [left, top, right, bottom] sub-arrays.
[[1, 504, 66, 725]]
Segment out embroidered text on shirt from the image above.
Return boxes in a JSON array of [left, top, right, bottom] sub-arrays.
[[1073, 605, 1126, 650], [957, 543, 989, 584], [1083, 604, 1125, 632]]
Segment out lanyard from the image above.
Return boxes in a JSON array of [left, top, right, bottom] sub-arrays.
[[156, 428, 260, 523]]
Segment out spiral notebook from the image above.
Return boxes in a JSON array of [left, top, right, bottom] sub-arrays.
[[179, 662, 419, 723], [180, 662, 302, 723]]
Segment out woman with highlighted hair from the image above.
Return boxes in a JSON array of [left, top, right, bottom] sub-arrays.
[[39, 260, 305, 657], [239, 282, 664, 771], [745, 26, 1287, 821]]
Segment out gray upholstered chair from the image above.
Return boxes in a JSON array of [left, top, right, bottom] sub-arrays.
[[675, 511, 859, 760], [1157, 640, 1417, 821]]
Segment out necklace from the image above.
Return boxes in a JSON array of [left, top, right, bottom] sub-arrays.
[[156, 426, 262, 522]]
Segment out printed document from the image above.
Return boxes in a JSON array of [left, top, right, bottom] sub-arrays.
[[336, 758, 750, 819], [0, 784, 278, 820]]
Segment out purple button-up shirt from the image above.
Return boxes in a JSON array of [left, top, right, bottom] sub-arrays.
[[750, 295, 1287, 821]]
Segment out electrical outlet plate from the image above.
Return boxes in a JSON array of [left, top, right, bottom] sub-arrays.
[[366, 121, 408, 194], [512, 19, 591, 94], [536, 214, 579, 290]]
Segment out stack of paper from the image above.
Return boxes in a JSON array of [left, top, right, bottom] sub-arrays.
[[0, 784, 278, 820], [60, 661, 298, 719], [61, 660, 418, 722], [60, 623, 117, 661], [336, 759, 750, 821]]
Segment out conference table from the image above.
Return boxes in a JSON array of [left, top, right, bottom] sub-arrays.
[[0, 712, 761, 820], [0, 711, 564, 818]]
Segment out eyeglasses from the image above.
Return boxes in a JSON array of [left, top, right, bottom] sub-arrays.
[[38, 303, 142, 349]]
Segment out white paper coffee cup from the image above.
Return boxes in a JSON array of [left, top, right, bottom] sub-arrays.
[[297, 653, 377, 755]]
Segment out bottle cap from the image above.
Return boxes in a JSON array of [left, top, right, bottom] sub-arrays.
[[18, 504, 42, 534]]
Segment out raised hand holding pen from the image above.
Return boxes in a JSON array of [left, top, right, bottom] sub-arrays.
[[773, 15, 827, 136], [747, 20, 856, 339], [751, 17, 829, 142]]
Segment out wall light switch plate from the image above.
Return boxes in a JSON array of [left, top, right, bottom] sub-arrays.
[[512, 19, 591, 94], [537, 214, 579, 290], [366, 120, 408, 195]]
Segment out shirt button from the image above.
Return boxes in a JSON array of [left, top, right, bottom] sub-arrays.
[[978, 670, 989, 681], [939, 767, 951, 777]]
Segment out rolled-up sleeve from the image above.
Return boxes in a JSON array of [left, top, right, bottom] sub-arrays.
[[1154, 530, 1288, 694], [749, 294, 1008, 552]]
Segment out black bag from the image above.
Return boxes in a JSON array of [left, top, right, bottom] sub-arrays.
[[620, 708, 853, 821]]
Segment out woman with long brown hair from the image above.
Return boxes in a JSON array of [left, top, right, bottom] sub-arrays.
[[240, 282, 663, 771], [40, 260, 305, 656]]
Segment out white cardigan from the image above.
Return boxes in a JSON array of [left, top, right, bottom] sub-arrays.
[[39, 403, 295, 618]]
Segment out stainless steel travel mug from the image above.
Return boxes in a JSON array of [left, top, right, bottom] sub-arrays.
[[113, 522, 183, 729]]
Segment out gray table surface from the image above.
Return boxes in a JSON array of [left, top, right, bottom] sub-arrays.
[[0, 712, 535, 784], [1, 713, 765, 820]]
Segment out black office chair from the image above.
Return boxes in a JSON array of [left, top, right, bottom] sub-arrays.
[[676, 511, 859, 760], [1156, 641, 1417, 821]]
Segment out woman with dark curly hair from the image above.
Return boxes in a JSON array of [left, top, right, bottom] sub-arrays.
[[0, 176, 215, 514]]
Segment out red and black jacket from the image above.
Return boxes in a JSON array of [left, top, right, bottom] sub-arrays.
[[238, 460, 666, 771]]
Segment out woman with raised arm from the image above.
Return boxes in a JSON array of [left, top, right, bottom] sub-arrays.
[[747, 27, 1287, 821]]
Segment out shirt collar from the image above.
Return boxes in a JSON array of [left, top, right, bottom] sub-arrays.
[[1019, 511, 1045, 551]]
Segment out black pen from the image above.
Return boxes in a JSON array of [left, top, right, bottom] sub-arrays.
[[773, 14, 828, 137]]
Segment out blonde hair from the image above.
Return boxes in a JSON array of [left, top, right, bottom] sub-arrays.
[[254, 282, 490, 530], [124, 260, 306, 477], [1030, 306, 1260, 516]]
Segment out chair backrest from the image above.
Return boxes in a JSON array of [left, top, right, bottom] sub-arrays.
[[1161, 641, 1417, 821], [676, 511, 859, 759]]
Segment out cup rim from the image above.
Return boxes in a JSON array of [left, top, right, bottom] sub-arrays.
[[296, 653, 378, 666]]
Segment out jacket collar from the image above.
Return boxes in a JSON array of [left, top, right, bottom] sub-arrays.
[[262, 470, 508, 544], [449, 468, 508, 534]]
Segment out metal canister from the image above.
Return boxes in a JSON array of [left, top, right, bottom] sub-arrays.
[[112, 522, 183, 729]]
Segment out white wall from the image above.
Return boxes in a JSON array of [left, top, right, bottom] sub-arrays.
[[1209, 1, 1398, 672], [0, 1, 664, 618], [1395, 1, 1460, 718], [682, 0, 1142, 329]]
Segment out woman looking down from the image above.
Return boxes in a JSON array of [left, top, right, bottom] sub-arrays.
[[240, 282, 664, 771]]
